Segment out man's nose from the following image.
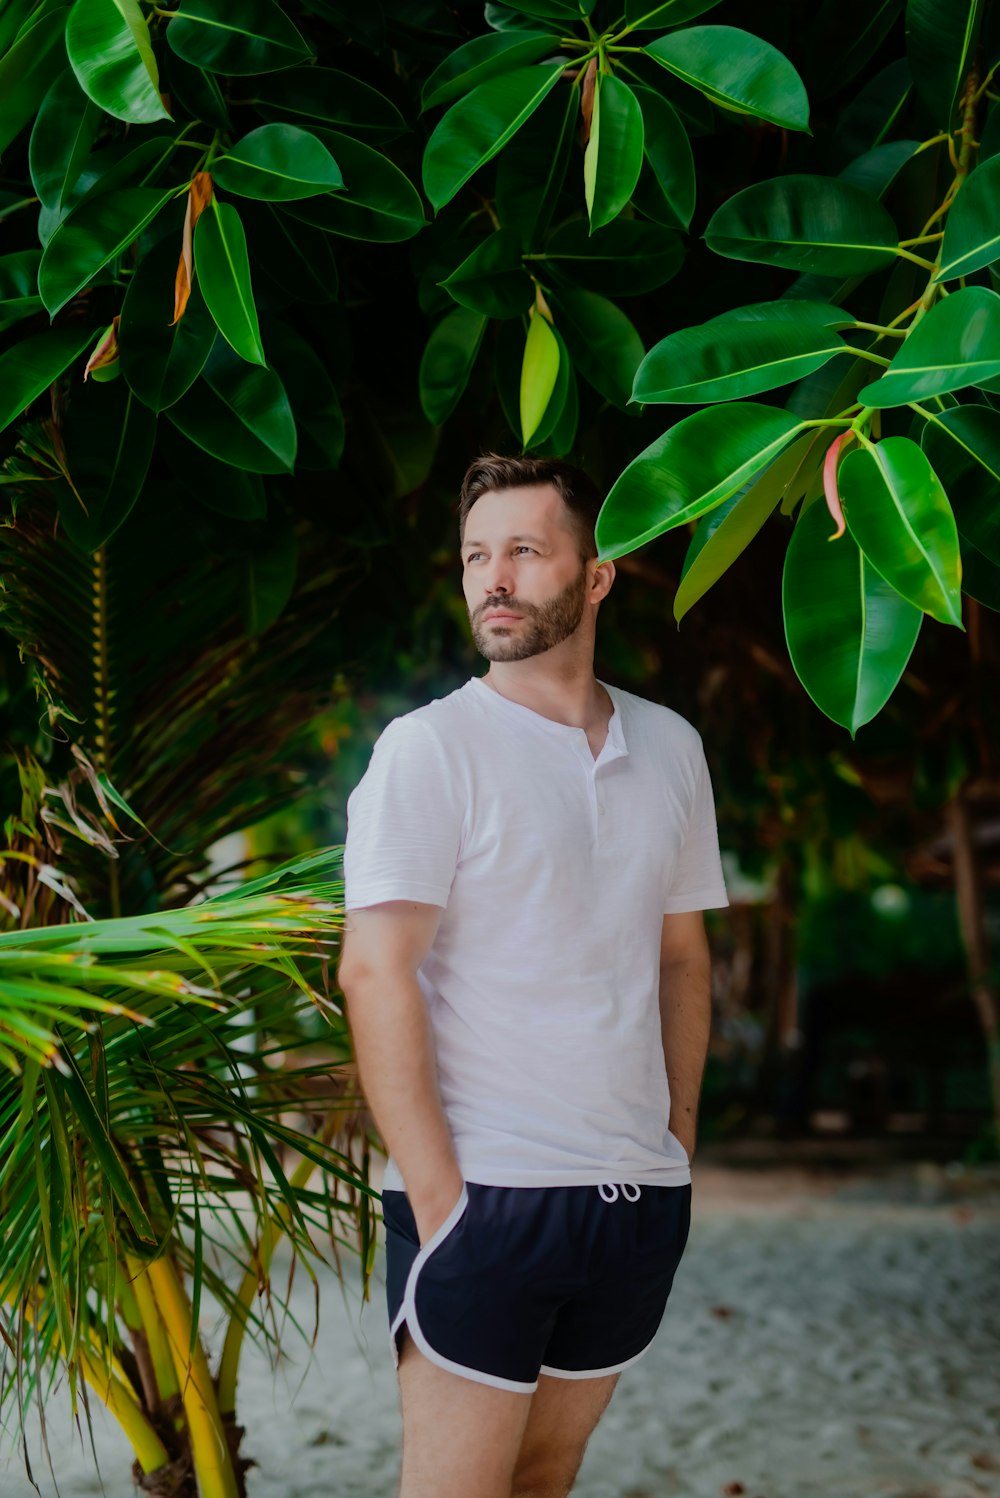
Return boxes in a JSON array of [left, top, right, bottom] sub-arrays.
[[485, 561, 515, 595]]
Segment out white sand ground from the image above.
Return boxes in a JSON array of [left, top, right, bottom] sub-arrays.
[[4, 1163, 999, 1498]]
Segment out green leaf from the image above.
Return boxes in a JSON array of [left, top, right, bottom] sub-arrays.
[[546, 286, 644, 409], [783, 496, 922, 733], [165, 48, 232, 131], [644, 26, 810, 132], [921, 404, 1000, 565], [0, 6, 69, 157], [259, 314, 345, 470], [534, 354, 578, 457], [859, 288, 1000, 406], [421, 30, 562, 111], [251, 66, 406, 142], [39, 184, 181, 317], [58, 381, 157, 551], [624, 0, 723, 27], [29, 68, 102, 214], [159, 421, 267, 516], [0, 326, 95, 437], [422, 63, 566, 212], [520, 310, 560, 445], [440, 229, 533, 318], [495, 82, 579, 250], [960, 537, 1000, 610], [118, 234, 216, 412], [543, 218, 683, 296], [0, 250, 44, 333], [245, 517, 297, 634], [705, 174, 899, 276], [839, 437, 963, 626], [906, 0, 982, 129], [939, 155, 1000, 280], [213, 124, 343, 201], [631, 84, 695, 230], [166, 0, 314, 75], [194, 199, 266, 366], [242, 199, 339, 303], [836, 57, 912, 161], [674, 437, 811, 621], [419, 307, 488, 425], [838, 139, 919, 198], [716, 299, 855, 330], [584, 75, 644, 233], [634, 314, 848, 405], [804, 0, 903, 99], [596, 404, 804, 560], [66, 0, 170, 125], [166, 339, 296, 472], [281, 128, 425, 241]]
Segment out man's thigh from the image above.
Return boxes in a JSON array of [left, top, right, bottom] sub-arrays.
[[511, 1369, 621, 1497], [397, 1327, 534, 1498]]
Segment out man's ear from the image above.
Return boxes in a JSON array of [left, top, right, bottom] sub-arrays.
[[591, 559, 616, 603]]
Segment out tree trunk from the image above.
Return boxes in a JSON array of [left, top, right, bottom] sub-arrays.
[[946, 790, 1000, 1147]]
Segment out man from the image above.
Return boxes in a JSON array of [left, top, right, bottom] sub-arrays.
[[337, 454, 728, 1498]]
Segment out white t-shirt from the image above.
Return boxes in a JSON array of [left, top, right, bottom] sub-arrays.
[[343, 676, 728, 1191]]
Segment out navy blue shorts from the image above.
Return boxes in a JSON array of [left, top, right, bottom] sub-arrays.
[[382, 1178, 692, 1393]]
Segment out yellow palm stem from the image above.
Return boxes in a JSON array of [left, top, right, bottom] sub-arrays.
[[76, 1346, 173, 1477], [146, 1255, 239, 1498], [125, 1255, 182, 1408]]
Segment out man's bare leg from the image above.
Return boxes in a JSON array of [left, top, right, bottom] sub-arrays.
[[397, 1328, 534, 1498], [510, 1370, 621, 1498]]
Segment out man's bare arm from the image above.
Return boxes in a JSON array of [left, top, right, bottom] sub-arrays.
[[337, 901, 464, 1245], [658, 910, 713, 1161]]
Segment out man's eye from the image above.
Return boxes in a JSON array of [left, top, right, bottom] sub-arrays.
[[514, 546, 535, 554], [466, 552, 483, 562]]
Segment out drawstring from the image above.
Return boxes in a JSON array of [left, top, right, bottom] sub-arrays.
[[598, 1182, 641, 1202]]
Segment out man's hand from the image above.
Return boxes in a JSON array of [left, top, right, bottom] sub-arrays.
[[413, 1167, 466, 1246]]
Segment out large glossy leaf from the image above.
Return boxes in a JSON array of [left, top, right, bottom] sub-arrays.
[[166, 340, 296, 472], [0, 326, 95, 436], [783, 496, 922, 733], [719, 299, 855, 330], [118, 235, 216, 412], [66, 0, 170, 124], [29, 69, 102, 214], [0, 6, 68, 157], [166, 0, 314, 75], [836, 58, 912, 163], [624, 0, 723, 26], [244, 517, 297, 635], [242, 200, 339, 303], [520, 310, 560, 446], [213, 124, 343, 201], [595, 404, 804, 560], [921, 405, 1000, 565], [282, 129, 425, 241], [705, 175, 900, 276], [584, 75, 644, 233], [634, 315, 848, 405], [0, 250, 43, 332], [838, 438, 963, 626], [838, 139, 919, 198], [58, 381, 157, 551], [194, 199, 266, 366], [859, 288, 1000, 406], [543, 219, 683, 296], [421, 30, 561, 111], [39, 185, 181, 316], [939, 156, 1000, 280], [960, 538, 1000, 611], [165, 49, 232, 131], [258, 315, 344, 470], [440, 229, 533, 317], [159, 421, 267, 517], [251, 66, 406, 142], [906, 0, 982, 128], [631, 85, 695, 230], [644, 26, 810, 132], [419, 307, 488, 424], [546, 287, 644, 409], [422, 63, 566, 211], [495, 82, 579, 250], [674, 436, 813, 621]]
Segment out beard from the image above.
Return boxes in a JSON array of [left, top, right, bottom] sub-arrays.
[[470, 566, 589, 662]]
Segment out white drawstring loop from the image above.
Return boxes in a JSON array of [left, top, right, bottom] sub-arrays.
[[597, 1182, 642, 1203]]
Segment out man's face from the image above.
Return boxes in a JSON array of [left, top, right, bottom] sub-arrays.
[[461, 485, 593, 662]]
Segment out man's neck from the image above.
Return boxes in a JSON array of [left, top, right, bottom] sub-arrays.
[[481, 662, 613, 736]]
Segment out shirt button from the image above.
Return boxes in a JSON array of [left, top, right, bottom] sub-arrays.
[[597, 802, 606, 815]]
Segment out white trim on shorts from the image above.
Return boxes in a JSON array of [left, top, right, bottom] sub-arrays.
[[539, 1329, 659, 1380], [388, 1183, 539, 1394]]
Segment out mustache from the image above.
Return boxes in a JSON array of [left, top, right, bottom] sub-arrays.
[[475, 597, 533, 618]]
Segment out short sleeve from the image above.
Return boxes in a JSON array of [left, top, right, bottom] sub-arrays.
[[343, 716, 464, 911], [663, 742, 729, 915]]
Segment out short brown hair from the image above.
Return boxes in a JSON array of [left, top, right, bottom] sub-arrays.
[[458, 453, 602, 560]]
